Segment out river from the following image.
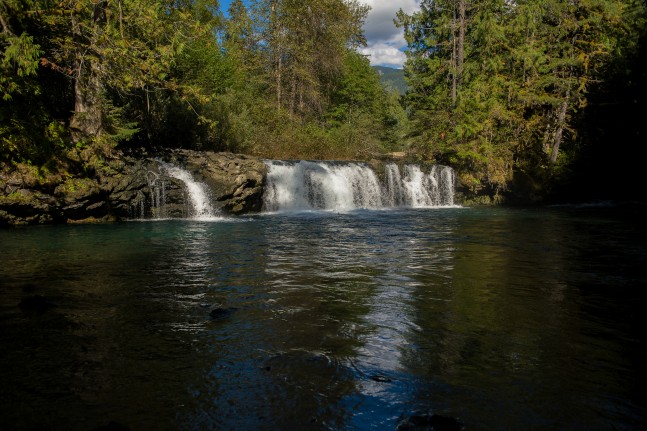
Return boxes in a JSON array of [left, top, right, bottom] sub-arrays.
[[1, 205, 645, 430]]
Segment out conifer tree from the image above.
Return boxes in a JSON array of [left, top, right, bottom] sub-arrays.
[[398, 0, 645, 196]]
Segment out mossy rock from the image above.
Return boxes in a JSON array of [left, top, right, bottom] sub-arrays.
[[54, 177, 101, 203]]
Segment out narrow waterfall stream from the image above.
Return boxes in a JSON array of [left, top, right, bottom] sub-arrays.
[[158, 162, 218, 220], [262, 160, 456, 212]]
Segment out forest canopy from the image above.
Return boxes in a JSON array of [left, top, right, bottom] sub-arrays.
[[396, 0, 646, 200], [1, 0, 645, 202], [0, 0, 406, 162]]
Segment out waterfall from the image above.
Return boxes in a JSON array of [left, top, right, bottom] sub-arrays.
[[263, 160, 456, 212], [384, 164, 405, 207], [147, 170, 167, 219], [159, 163, 217, 220], [137, 159, 455, 219]]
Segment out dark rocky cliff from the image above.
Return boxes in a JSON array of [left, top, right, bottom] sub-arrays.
[[0, 150, 267, 226]]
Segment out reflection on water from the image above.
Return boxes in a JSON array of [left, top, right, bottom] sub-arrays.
[[1, 207, 646, 430]]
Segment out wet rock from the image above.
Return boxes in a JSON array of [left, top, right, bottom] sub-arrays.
[[103, 150, 267, 218], [101, 161, 156, 219], [0, 189, 58, 225], [166, 150, 267, 215], [396, 413, 463, 431], [18, 295, 56, 313], [1, 149, 268, 225], [209, 307, 238, 320], [54, 177, 101, 205], [370, 374, 393, 383]]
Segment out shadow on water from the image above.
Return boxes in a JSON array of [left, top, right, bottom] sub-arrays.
[[399, 208, 647, 430], [1, 207, 646, 430]]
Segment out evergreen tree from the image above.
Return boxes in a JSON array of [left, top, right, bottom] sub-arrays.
[[255, 0, 369, 118], [1, 0, 66, 164], [398, 0, 645, 198], [328, 51, 407, 156], [1, 0, 412, 168]]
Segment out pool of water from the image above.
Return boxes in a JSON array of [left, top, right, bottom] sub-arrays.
[[1, 206, 646, 430]]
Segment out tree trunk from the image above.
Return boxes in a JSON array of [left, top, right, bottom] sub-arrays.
[[70, 63, 105, 143], [550, 97, 568, 163], [276, 53, 282, 110], [270, 0, 282, 111], [451, 0, 465, 106], [457, 0, 465, 76], [451, 18, 457, 104], [69, 1, 107, 143], [290, 72, 297, 116], [0, 9, 13, 35]]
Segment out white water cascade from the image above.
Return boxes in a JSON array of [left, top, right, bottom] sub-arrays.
[[263, 160, 456, 212], [160, 163, 217, 219]]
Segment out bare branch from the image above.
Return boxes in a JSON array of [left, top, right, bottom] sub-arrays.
[[0, 9, 14, 36]]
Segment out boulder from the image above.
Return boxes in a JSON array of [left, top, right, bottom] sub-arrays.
[[0, 189, 59, 225]]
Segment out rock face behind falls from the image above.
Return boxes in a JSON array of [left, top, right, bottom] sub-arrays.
[[0, 150, 267, 226], [164, 150, 267, 216]]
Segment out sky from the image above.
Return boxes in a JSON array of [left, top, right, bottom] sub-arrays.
[[357, 0, 420, 69], [218, 0, 420, 69]]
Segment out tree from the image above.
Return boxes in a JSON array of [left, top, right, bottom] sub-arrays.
[[1, 0, 410, 168], [30, 1, 221, 145], [0, 0, 63, 165], [328, 50, 407, 156], [0, 0, 41, 101], [397, 0, 644, 198], [255, 0, 369, 118]]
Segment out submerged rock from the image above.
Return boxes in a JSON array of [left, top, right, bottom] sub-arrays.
[[20, 283, 38, 293], [370, 374, 393, 383], [18, 295, 56, 313], [396, 413, 463, 431], [92, 421, 131, 431], [209, 307, 238, 320]]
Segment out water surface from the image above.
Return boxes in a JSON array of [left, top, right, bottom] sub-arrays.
[[1, 206, 645, 430]]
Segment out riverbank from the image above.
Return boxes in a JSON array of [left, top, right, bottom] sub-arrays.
[[6, 146, 635, 227], [1, 148, 466, 226], [0, 149, 266, 226]]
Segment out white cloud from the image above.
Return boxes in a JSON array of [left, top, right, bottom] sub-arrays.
[[357, 0, 420, 68], [360, 43, 407, 68]]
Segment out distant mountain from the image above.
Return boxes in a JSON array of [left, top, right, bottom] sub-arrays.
[[372, 66, 407, 95]]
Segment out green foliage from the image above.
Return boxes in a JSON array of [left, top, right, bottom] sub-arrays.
[[0, 0, 41, 100], [372, 66, 408, 95], [397, 0, 646, 198], [12, 0, 640, 206], [0, 0, 413, 168], [102, 100, 139, 144], [0, 32, 41, 100]]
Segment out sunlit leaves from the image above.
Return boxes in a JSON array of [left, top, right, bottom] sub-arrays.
[[0, 32, 41, 100], [398, 0, 645, 195]]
